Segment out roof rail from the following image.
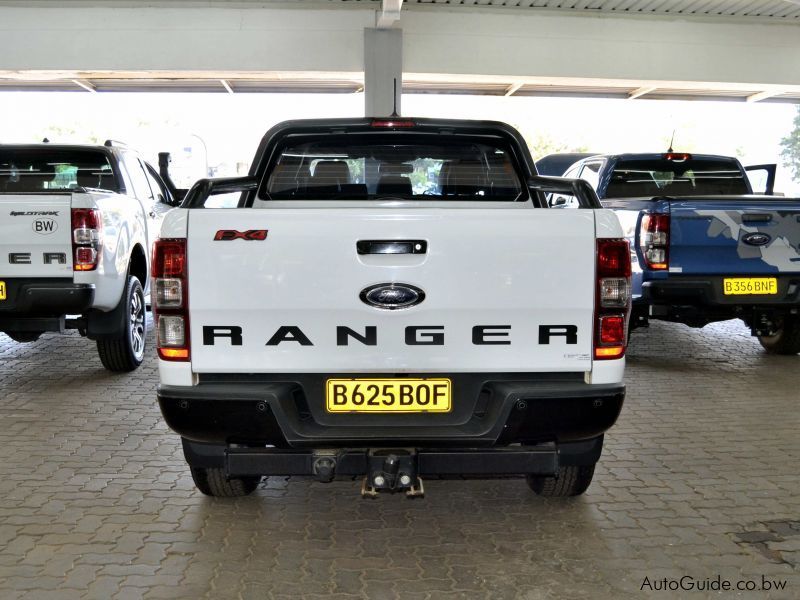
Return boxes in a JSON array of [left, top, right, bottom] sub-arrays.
[[104, 139, 129, 148]]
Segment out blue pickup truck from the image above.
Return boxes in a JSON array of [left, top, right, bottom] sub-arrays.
[[539, 152, 800, 354]]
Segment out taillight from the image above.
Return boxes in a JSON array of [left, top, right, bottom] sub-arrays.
[[639, 213, 669, 270], [71, 208, 102, 271], [663, 152, 692, 161], [370, 119, 416, 128], [152, 238, 189, 361], [595, 239, 631, 360]]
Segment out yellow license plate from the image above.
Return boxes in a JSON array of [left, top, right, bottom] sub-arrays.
[[0, 281, 5, 301], [723, 277, 778, 296], [326, 378, 451, 413]]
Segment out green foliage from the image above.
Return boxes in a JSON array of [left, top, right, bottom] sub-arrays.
[[524, 132, 589, 160], [780, 106, 800, 182]]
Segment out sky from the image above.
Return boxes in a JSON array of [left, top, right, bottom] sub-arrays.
[[0, 91, 797, 193]]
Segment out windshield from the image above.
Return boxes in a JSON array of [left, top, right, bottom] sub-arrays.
[[0, 148, 117, 194], [260, 135, 524, 201], [605, 158, 749, 198]]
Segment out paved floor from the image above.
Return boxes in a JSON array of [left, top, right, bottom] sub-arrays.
[[0, 318, 798, 600]]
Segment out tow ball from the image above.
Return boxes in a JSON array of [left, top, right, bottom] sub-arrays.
[[361, 451, 424, 498]]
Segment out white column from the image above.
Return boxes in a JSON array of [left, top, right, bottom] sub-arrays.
[[364, 28, 402, 117]]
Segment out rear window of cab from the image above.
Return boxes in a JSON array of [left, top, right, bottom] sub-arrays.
[[259, 134, 524, 202], [0, 149, 117, 193]]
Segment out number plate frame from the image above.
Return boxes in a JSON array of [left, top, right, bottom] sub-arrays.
[[325, 378, 452, 413], [722, 277, 778, 296]]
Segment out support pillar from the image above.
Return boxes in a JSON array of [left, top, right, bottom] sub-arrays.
[[364, 28, 402, 117]]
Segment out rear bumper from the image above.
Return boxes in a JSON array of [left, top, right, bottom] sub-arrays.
[[0, 278, 94, 331], [157, 373, 625, 448], [642, 275, 800, 309]]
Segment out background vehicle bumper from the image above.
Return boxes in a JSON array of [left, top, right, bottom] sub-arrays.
[[641, 275, 800, 308], [157, 373, 625, 448], [0, 278, 94, 331]]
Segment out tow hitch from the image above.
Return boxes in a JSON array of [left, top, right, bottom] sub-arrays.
[[751, 309, 780, 337], [361, 450, 424, 498]]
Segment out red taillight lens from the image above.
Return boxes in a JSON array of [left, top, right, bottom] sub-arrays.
[[595, 239, 631, 361], [599, 315, 625, 345], [639, 213, 669, 271], [597, 239, 632, 278], [152, 238, 189, 362], [371, 119, 416, 128], [71, 208, 102, 271], [152, 239, 186, 278]]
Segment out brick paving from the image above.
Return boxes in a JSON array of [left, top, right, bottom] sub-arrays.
[[0, 318, 798, 599]]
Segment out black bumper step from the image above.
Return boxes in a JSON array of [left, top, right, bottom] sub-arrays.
[[224, 445, 558, 478]]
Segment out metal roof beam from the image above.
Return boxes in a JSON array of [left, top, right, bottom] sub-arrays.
[[628, 86, 656, 99], [376, 0, 403, 29], [746, 89, 783, 102], [72, 79, 96, 93]]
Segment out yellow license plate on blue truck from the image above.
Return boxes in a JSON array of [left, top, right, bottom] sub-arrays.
[[723, 277, 777, 296], [326, 378, 451, 413]]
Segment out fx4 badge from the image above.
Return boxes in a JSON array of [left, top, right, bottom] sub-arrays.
[[214, 229, 268, 241]]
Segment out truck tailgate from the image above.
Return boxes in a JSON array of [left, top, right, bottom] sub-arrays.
[[669, 199, 800, 274], [0, 194, 73, 277], [186, 208, 597, 374]]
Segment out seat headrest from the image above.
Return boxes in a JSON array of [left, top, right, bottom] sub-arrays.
[[311, 161, 351, 185], [76, 169, 99, 188], [376, 175, 413, 196], [447, 161, 486, 187]]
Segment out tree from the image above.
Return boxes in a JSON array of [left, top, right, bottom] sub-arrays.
[[522, 132, 589, 161], [780, 105, 800, 182]]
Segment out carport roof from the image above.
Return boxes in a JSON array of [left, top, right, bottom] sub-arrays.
[[1, 0, 800, 99], [2, 71, 800, 103], [392, 0, 800, 20]]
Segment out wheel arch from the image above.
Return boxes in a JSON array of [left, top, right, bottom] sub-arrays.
[[129, 243, 148, 289]]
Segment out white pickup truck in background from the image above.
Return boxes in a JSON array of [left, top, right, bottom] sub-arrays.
[[154, 118, 632, 499], [0, 143, 177, 371]]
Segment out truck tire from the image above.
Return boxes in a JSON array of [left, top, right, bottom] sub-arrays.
[[758, 314, 800, 355], [96, 276, 146, 372], [527, 464, 595, 497], [6, 332, 43, 343], [190, 467, 261, 497]]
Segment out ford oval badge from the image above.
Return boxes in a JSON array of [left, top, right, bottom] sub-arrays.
[[742, 232, 771, 247], [360, 283, 425, 310]]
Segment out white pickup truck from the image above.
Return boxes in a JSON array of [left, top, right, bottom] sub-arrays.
[[154, 118, 631, 498], [0, 143, 177, 371]]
